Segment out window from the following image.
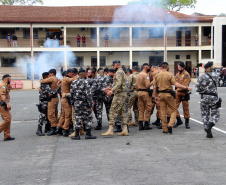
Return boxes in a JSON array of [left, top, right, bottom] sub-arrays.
[[176, 55, 180, 59], [149, 56, 163, 66], [186, 55, 191, 59], [149, 27, 164, 38], [23, 28, 38, 39], [90, 28, 97, 39], [203, 27, 211, 36], [69, 56, 83, 67], [1, 57, 16, 67], [111, 28, 120, 39], [132, 28, 139, 39], [0, 28, 15, 39], [100, 56, 106, 67]]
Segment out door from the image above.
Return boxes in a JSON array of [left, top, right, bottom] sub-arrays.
[[185, 61, 192, 75], [176, 31, 182, 46], [185, 31, 191, 46], [174, 61, 181, 75]]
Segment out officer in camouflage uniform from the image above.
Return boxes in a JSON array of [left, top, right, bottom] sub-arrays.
[[36, 72, 58, 136], [92, 68, 109, 130], [195, 62, 220, 138], [70, 68, 96, 140], [128, 66, 139, 126], [102, 60, 129, 136]]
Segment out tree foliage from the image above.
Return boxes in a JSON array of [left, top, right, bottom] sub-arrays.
[[0, 0, 43, 5], [128, 0, 197, 12]]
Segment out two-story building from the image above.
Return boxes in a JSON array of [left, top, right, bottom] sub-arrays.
[[0, 5, 225, 89]]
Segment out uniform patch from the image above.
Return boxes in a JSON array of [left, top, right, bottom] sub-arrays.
[[173, 76, 175, 78], [118, 73, 121, 77], [147, 77, 149, 80], [2, 90, 5, 93], [2, 86, 6, 89], [182, 74, 184, 78], [185, 74, 189, 79]]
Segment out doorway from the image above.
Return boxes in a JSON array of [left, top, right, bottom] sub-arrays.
[[185, 31, 191, 46], [176, 31, 182, 46]]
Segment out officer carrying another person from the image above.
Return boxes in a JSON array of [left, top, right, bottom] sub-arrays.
[[153, 62, 192, 134]]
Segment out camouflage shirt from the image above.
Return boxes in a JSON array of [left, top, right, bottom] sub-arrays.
[[195, 71, 219, 104], [86, 77, 97, 100], [39, 83, 57, 101], [70, 77, 93, 108], [129, 72, 139, 92], [112, 68, 127, 94]]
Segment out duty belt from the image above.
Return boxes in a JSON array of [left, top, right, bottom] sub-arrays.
[[200, 92, 217, 99], [159, 90, 172, 93], [50, 94, 58, 98], [138, 89, 149, 92]]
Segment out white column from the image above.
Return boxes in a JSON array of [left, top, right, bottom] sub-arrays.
[[64, 27, 67, 46], [129, 50, 132, 68], [97, 26, 99, 47], [164, 25, 167, 61], [199, 49, 204, 76], [30, 23, 34, 88], [129, 26, 132, 47], [97, 50, 100, 69], [199, 26, 201, 46]]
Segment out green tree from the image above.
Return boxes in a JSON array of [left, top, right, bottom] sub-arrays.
[[128, 0, 197, 12], [0, 0, 43, 5]]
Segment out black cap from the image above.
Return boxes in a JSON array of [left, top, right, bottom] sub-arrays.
[[66, 68, 74, 74], [97, 68, 104, 72], [104, 68, 109, 72], [2, 74, 11, 80], [73, 68, 78, 73], [132, 66, 139, 71], [49, 69, 56, 74], [178, 62, 185, 68], [42, 72, 49, 78], [79, 68, 86, 74], [62, 71, 67, 77], [112, 60, 120, 66], [86, 67, 90, 73], [159, 62, 168, 67], [109, 69, 115, 73], [142, 63, 149, 67], [204, 62, 213, 69]]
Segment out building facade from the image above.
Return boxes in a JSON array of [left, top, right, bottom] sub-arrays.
[[0, 5, 225, 88]]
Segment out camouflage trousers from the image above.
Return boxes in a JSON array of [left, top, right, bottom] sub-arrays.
[[109, 92, 127, 126], [74, 101, 92, 130], [38, 101, 48, 127], [128, 91, 139, 123], [94, 100, 103, 124], [200, 101, 220, 127]]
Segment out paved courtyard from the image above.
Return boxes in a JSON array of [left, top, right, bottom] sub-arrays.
[[0, 84, 226, 185]]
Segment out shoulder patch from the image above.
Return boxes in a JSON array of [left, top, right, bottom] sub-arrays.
[[182, 74, 184, 78], [147, 77, 149, 80], [117, 73, 121, 77], [2, 86, 6, 89], [185, 74, 189, 79], [173, 76, 175, 78]]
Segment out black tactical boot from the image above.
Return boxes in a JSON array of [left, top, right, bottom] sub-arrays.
[[152, 118, 161, 126], [158, 123, 162, 129], [205, 122, 215, 138], [144, 121, 152, 130], [185, 119, 190, 129], [71, 129, 80, 140], [44, 122, 51, 133], [47, 127, 57, 136], [139, 121, 144, 131], [95, 123, 102, 130], [36, 126, 45, 136], [173, 117, 183, 128], [127, 125, 130, 133], [69, 121, 74, 133], [167, 117, 170, 123], [62, 130, 70, 137], [56, 127, 63, 135], [167, 126, 173, 134], [85, 129, 97, 139], [114, 125, 122, 132]]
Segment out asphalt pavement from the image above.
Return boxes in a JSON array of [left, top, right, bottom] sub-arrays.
[[0, 84, 226, 185]]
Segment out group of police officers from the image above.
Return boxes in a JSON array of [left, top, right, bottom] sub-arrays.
[[0, 60, 221, 141]]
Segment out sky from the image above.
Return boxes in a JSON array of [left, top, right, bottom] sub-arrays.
[[42, 0, 226, 15]]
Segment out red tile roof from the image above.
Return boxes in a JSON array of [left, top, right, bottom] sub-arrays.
[[0, 5, 214, 24]]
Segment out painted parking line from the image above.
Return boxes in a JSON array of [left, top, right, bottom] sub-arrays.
[[181, 115, 226, 135]]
